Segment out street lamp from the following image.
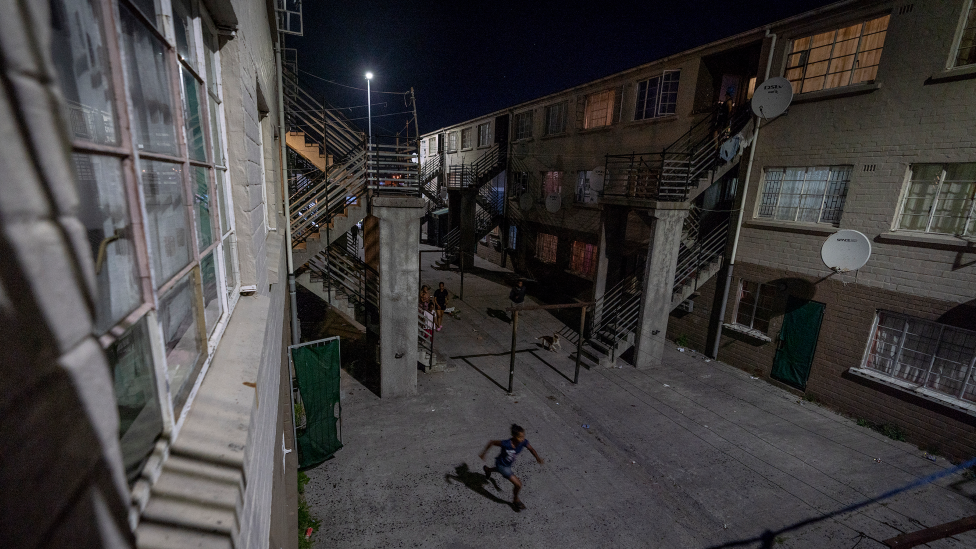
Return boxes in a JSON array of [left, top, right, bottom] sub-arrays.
[[365, 72, 373, 188]]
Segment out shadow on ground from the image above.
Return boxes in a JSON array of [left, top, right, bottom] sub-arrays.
[[445, 463, 519, 511]]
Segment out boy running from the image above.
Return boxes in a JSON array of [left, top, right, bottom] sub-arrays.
[[479, 424, 543, 510]]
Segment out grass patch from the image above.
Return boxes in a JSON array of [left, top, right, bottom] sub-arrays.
[[298, 471, 321, 549], [856, 418, 907, 441], [675, 334, 690, 348]]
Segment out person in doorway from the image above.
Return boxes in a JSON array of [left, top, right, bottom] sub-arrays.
[[433, 282, 449, 331], [509, 279, 526, 319], [480, 424, 544, 510]]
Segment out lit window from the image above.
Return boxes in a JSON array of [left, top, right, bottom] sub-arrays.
[[461, 127, 473, 149], [570, 241, 597, 278], [576, 170, 597, 204], [544, 102, 567, 135], [862, 311, 976, 403], [734, 280, 776, 333], [757, 167, 851, 225], [448, 131, 458, 152], [635, 70, 680, 120], [785, 15, 889, 94], [477, 122, 492, 147], [508, 225, 518, 250], [583, 89, 617, 129], [897, 163, 976, 236], [954, 2, 976, 67], [514, 111, 533, 140], [536, 233, 557, 264], [542, 171, 563, 198]]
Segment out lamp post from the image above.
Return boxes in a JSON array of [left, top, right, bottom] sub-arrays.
[[365, 71, 373, 188]]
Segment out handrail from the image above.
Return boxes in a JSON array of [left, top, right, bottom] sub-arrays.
[[673, 218, 729, 294]]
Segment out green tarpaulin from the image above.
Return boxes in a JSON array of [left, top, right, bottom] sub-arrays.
[[771, 297, 825, 390], [292, 339, 342, 470]]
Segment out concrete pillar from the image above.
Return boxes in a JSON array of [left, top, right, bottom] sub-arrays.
[[458, 189, 477, 269], [592, 206, 627, 327], [363, 214, 379, 271], [634, 206, 689, 369], [371, 196, 425, 397]]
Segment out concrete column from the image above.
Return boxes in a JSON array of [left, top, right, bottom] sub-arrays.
[[371, 196, 425, 397], [634, 206, 689, 369], [363, 214, 379, 270], [458, 189, 477, 269], [592, 206, 627, 327]]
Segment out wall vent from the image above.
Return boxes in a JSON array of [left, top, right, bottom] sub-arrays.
[[863, 164, 877, 172], [898, 4, 914, 15]]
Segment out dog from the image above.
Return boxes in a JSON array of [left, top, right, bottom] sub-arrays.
[[536, 333, 561, 352]]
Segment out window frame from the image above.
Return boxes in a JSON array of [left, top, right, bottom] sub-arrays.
[[732, 279, 776, 333], [634, 70, 680, 120], [756, 166, 852, 226], [895, 163, 976, 237], [460, 127, 473, 150], [544, 101, 568, 135], [536, 232, 558, 264], [583, 89, 616, 129], [785, 14, 890, 95], [477, 122, 492, 147], [950, 0, 976, 68], [569, 241, 597, 278], [448, 131, 458, 152], [513, 110, 533, 140]]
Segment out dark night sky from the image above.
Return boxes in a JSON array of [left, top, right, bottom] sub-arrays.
[[286, 0, 839, 135]]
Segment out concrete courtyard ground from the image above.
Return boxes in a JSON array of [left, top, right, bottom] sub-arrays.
[[303, 250, 976, 548]]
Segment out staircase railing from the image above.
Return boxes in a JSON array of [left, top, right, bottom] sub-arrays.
[[284, 67, 363, 160], [367, 139, 421, 196], [308, 244, 379, 311], [442, 227, 460, 261], [673, 217, 730, 296], [290, 148, 368, 244], [446, 143, 506, 190], [590, 276, 642, 361]]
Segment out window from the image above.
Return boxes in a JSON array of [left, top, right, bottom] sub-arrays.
[[514, 111, 533, 140], [757, 166, 851, 225], [635, 70, 680, 120], [461, 127, 473, 149], [508, 225, 518, 250], [52, 0, 238, 485], [428, 136, 438, 154], [448, 131, 458, 152], [734, 280, 776, 333], [576, 170, 598, 204], [583, 89, 617, 129], [570, 241, 597, 278], [544, 101, 568, 135], [897, 163, 976, 236], [477, 122, 492, 147], [862, 312, 976, 403], [542, 171, 563, 198], [785, 15, 889, 94], [536, 233, 557, 264], [953, 2, 976, 67], [510, 171, 528, 197]]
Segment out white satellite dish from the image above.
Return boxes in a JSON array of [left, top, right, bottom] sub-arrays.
[[589, 166, 606, 191], [518, 193, 534, 211], [545, 192, 561, 213], [821, 229, 871, 272], [751, 76, 793, 119]]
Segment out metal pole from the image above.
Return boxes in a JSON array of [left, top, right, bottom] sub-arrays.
[[324, 99, 332, 306], [276, 42, 300, 346], [459, 249, 464, 300], [575, 306, 587, 384], [509, 310, 519, 393]]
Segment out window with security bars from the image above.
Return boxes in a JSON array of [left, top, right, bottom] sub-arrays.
[[461, 128, 472, 149], [757, 167, 851, 225], [508, 225, 518, 250], [541, 171, 563, 199], [570, 241, 597, 278], [514, 111, 533, 140], [583, 90, 616, 129], [478, 122, 492, 147], [733, 280, 776, 333], [448, 131, 458, 152], [536, 233, 558, 264], [897, 163, 976, 236], [635, 70, 680, 120], [785, 15, 889, 94], [544, 101, 568, 135], [954, 2, 976, 67], [863, 312, 976, 403]]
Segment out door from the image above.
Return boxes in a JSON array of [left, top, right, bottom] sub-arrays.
[[494, 114, 509, 145], [771, 297, 825, 390]]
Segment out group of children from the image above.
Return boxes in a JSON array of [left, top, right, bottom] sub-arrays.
[[419, 282, 450, 331]]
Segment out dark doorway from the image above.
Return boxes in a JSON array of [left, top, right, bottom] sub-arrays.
[[771, 297, 825, 390]]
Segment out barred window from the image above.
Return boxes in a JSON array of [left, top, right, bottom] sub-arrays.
[[954, 2, 976, 67], [734, 280, 776, 333], [448, 131, 458, 152], [863, 312, 976, 403], [461, 127, 472, 149], [508, 225, 517, 250], [785, 15, 889, 94], [758, 167, 851, 225], [477, 122, 492, 147], [536, 233, 557, 264], [570, 241, 597, 278], [544, 101, 568, 135], [514, 111, 533, 140], [542, 171, 563, 198], [583, 90, 615, 129], [576, 170, 597, 204], [635, 70, 680, 120], [897, 163, 976, 236]]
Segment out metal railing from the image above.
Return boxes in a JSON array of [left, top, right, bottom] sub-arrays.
[[445, 143, 505, 190], [284, 67, 364, 160], [442, 227, 460, 261], [590, 276, 642, 362], [418, 305, 435, 370], [308, 244, 379, 311], [673, 218, 729, 296], [367, 140, 420, 196], [289, 148, 368, 244]]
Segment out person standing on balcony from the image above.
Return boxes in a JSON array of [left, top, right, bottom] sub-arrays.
[[433, 282, 449, 331]]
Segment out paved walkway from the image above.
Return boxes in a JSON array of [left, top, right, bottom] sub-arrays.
[[304, 250, 976, 548]]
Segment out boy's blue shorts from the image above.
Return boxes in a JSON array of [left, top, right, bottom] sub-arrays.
[[494, 458, 513, 479]]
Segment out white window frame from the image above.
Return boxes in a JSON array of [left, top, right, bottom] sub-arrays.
[[448, 131, 458, 152], [731, 279, 776, 334], [460, 127, 472, 150], [756, 166, 852, 225], [634, 70, 680, 120], [895, 163, 976, 237], [513, 111, 533, 140], [785, 14, 890, 94], [544, 101, 568, 135], [950, 0, 976, 68], [477, 122, 492, 147]]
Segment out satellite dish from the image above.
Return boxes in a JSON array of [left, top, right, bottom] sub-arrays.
[[439, 188, 448, 201], [518, 193, 534, 211], [589, 166, 606, 192], [751, 76, 793, 119], [821, 229, 871, 272], [545, 193, 561, 213]]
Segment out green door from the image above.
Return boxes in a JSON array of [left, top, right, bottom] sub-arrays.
[[771, 297, 825, 390]]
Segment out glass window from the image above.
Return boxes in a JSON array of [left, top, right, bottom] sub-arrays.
[[757, 166, 851, 225], [159, 273, 203, 411], [461, 128, 472, 149], [734, 280, 776, 333], [182, 68, 208, 162], [786, 15, 890, 94], [477, 122, 492, 147], [570, 241, 597, 278], [120, 4, 179, 156], [635, 71, 680, 120], [50, 0, 119, 146], [955, 3, 976, 67], [192, 166, 215, 251], [141, 160, 191, 286], [544, 102, 568, 135], [223, 236, 239, 301], [200, 252, 222, 335], [204, 23, 219, 96], [584, 90, 615, 129], [216, 169, 229, 235], [536, 233, 557, 264], [508, 225, 517, 250], [172, 0, 198, 71], [542, 171, 562, 198], [448, 131, 458, 152], [73, 154, 143, 333], [128, 0, 161, 27], [897, 163, 976, 236], [514, 111, 533, 140], [108, 317, 163, 484]]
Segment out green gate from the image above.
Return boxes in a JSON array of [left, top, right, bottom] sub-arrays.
[[289, 337, 343, 470], [771, 297, 826, 390]]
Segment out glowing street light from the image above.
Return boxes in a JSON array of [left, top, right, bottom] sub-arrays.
[[365, 72, 373, 188]]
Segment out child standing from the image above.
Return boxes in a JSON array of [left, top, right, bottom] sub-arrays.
[[479, 424, 543, 510]]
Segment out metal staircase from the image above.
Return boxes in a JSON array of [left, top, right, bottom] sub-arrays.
[[305, 242, 379, 325]]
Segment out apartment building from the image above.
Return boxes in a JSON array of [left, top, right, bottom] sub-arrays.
[[1, 0, 295, 547], [421, 0, 976, 460]]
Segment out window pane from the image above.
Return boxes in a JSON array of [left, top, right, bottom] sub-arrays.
[[821, 167, 851, 224], [931, 163, 976, 235], [659, 72, 679, 116], [142, 160, 191, 286], [753, 284, 777, 333], [758, 169, 784, 217], [216, 169, 229, 235], [50, 0, 119, 146], [120, 4, 178, 156], [899, 164, 942, 231], [159, 273, 203, 411], [204, 24, 219, 96], [223, 236, 239, 301], [201, 252, 222, 335], [193, 166, 216, 251], [774, 168, 805, 221], [210, 96, 224, 166], [797, 167, 829, 223], [172, 0, 198, 71], [955, 4, 976, 67], [107, 316, 163, 485], [736, 281, 757, 327], [585, 90, 613, 129], [183, 68, 208, 162], [865, 313, 905, 375], [74, 154, 142, 333], [926, 327, 976, 396], [128, 0, 160, 27]]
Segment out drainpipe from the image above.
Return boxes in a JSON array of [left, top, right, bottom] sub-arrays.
[[708, 27, 776, 359], [276, 42, 300, 346]]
